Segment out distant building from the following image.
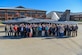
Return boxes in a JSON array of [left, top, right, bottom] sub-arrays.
[[70, 13, 82, 21], [0, 6, 46, 20], [47, 10, 82, 21]]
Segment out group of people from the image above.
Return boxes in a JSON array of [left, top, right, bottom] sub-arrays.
[[5, 23, 78, 38]]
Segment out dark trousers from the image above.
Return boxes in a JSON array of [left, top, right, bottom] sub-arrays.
[[49, 31, 51, 36], [14, 31, 18, 37], [7, 31, 10, 36], [59, 33, 64, 38], [38, 31, 42, 36], [57, 31, 59, 37], [67, 31, 71, 37], [20, 31, 24, 38], [64, 30, 66, 36], [75, 30, 77, 36], [26, 32, 29, 37], [17, 31, 20, 37], [10, 31, 13, 36], [45, 31, 48, 36], [21, 31, 26, 38], [24, 32, 27, 38], [33, 31, 36, 37]]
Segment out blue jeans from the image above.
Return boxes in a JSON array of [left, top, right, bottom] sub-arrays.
[[59, 33, 64, 38]]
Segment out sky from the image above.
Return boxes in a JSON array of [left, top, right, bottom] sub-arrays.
[[0, 0, 82, 13]]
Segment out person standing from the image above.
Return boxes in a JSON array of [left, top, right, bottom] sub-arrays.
[[10, 24, 14, 36], [20, 24, 26, 38], [53, 24, 57, 36], [17, 25, 21, 37], [45, 24, 49, 36], [35, 24, 38, 37], [64, 25, 67, 36], [29, 25, 33, 38], [75, 24, 78, 36], [25, 24, 29, 37], [32, 24, 35, 37], [69, 25, 72, 37], [54, 24, 57, 37], [42, 24, 45, 37], [65, 25, 70, 37], [71, 25, 75, 37], [72, 25, 78, 37], [59, 25, 65, 38], [38, 24, 42, 37], [5, 24, 10, 36], [13, 25, 18, 37], [52, 24, 55, 36], [56, 24, 60, 37], [49, 24, 53, 36]]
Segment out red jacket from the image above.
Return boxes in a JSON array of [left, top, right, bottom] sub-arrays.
[[13, 26, 18, 31]]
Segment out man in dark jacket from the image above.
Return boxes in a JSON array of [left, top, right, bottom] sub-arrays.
[[20, 24, 26, 38], [10, 24, 14, 36], [75, 25, 78, 36]]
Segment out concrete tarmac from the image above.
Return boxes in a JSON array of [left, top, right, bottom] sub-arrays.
[[0, 25, 82, 55]]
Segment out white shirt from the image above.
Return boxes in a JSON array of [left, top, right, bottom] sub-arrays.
[[21, 27, 23, 31]]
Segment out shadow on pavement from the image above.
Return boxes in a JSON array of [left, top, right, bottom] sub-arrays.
[[0, 36, 22, 39], [0, 35, 70, 40], [42, 36, 70, 40]]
